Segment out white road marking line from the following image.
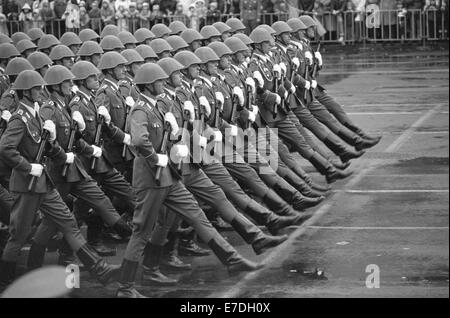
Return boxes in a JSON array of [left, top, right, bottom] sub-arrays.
[[344, 103, 448, 108], [364, 174, 449, 177], [347, 111, 423, 115], [322, 69, 449, 75], [413, 131, 449, 134], [210, 104, 443, 299], [306, 226, 449, 230], [340, 189, 449, 193]]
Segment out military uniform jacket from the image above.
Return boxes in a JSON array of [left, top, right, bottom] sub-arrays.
[[0, 68, 10, 101], [70, 88, 124, 174], [300, 38, 325, 92], [118, 74, 140, 102], [0, 88, 19, 113], [0, 101, 66, 193], [95, 77, 127, 164], [40, 93, 91, 184], [128, 93, 178, 189]]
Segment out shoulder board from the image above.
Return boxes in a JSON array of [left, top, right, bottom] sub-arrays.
[[9, 90, 15, 95], [69, 95, 80, 106], [100, 84, 108, 91], [137, 100, 145, 106], [17, 109, 24, 116]]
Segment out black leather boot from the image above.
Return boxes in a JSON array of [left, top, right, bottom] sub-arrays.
[[325, 135, 366, 163], [343, 121, 382, 142], [210, 214, 233, 231], [354, 137, 381, 151], [230, 214, 288, 255], [58, 239, 86, 271], [311, 182, 331, 193], [179, 237, 211, 256], [267, 213, 312, 235], [340, 149, 365, 163], [27, 241, 47, 271], [161, 233, 192, 271], [112, 218, 132, 239], [329, 158, 351, 170], [142, 243, 178, 286], [207, 237, 264, 274], [87, 216, 117, 257], [292, 194, 325, 211], [0, 260, 16, 291], [322, 136, 352, 158], [76, 244, 121, 285], [117, 259, 147, 298], [325, 167, 354, 184], [262, 190, 299, 217], [308, 152, 334, 176], [338, 129, 379, 151]]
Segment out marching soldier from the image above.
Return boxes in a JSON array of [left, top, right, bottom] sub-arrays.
[[37, 34, 60, 56], [135, 44, 159, 63], [79, 29, 101, 43], [0, 44, 21, 98], [169, 21, 188, 36], [27, 28, 45, 46], [166, 35, 190, 55], [100, 25, 120, 39], [16, 39, 37, 59], [60, 32, 83, 56], [213, 22, 233, 41], [134, 28, 156, 46], [77, 41, 104, 67], [119, 49, 143, 105], [149, 39, 173, 59], [225, 17, 247, 35], [118, 31, 138, 50], [200, 25, 223, 45], [180, 29, 205, 52], [0, 70, 120, 290], [49, 45, 75, 70], [117, 63, 264, 298], [151, 23, 172, 40], [100, 36, 125, 54]]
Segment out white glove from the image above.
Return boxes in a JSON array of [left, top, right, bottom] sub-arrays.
[[279, 62, 287, 76], [29, 163, 44, 177], [156, 154, 168, 167], [253, 71, 264, 88], [213, 130, 222, 142], [98, 106, 111, 124], [1, 110, 11, 122], [43, 120, 56, 142], [304, 51, 313, 65], [173, 144, 189, 158], [245, 77, 256, 94], [233, 87, 244, 106], [315, 52, 323, 66], [215, 91, 224, 106], [275, 94, 281, 105], [65, 152, 75, 164], [311, 80, 317, 89], [91, 145, 102, 158], [123, 133, 131, 146], [198, 136, 207, 148], [183, 101, 195, 123], [251, 105, 259, 116], [229, 125, 238, 137], [72, 111, 86, 132], [273, 64, 282, 78], [292, 57, 300, 68], [199, 96, 211, 116], [248, 111, 256, 122], [290, 83, 296, 94], [125, 96, 135, 107], [304, 80, 311, 90], [71, 85, 79, 94], [164, 112, 179, 135]]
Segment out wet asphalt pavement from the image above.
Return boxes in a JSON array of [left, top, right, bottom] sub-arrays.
[[25, 45, 449, 298]]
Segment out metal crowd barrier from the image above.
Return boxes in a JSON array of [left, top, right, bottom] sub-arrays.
[[4, 10, 448, 44]]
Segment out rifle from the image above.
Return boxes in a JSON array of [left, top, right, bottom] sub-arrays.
[[177, 109, 190, 173], [311, 41, 321, 79], [155, 121, 171, 186], [0, 118, 6, 138], [90, 115, 104, 170], [303, 63, 310, 100], [211, 98, 222, 156], [28, 130, 50, 192], [242, 85, 252, 130], [273, 75, 279, 118], [61, 121, 78, 177], [121, 98, 132, 159]]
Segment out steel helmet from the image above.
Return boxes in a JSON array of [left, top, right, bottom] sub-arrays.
[[44, 65, 75, 85], [28, 51, 53, 70], [299, 15, 317, 28], [5, 57, 34, 76], [134, 63, 168, 85], [224, 37, 248, 54], [200, 25, 221, 40], [212, 22, 232, 35], [0, 43, 20, 59], [49, 45, 75, 61], [16, 39, 37, 54], [60, 32, 82, 47], [121, 49, 144, 65], [151, 23, 172, 39], [12, 70, 46, 90], [208, 42, 232, 58], [100, 25, 120, 39], [180, 29, 204, 44], [149, 39, 173, 55], [166, 35, 189, 52], [97, 51, 128, 70], [225, 18, 246, 33], [287, 18, 307, 32], [38, 34, 60, 51], [134, 28, 155, 43], [79, 29, 100, 42], [71, 61, 100, 81], [258, 24, 277, 36], [194, 47, 220, 64], [100, 35, 125, 51], [174, 50, 202, 69], [118, 31, 138, 46], [135, 45, 158, 60], [27, 28, 45, 42], [249, 28, 273, 44], [157, 57, 184, 77], [78, 41, 104, 57], [169, 21, 188, 35], [11, 32, 31, 46], [0, 34, 13, 45], [233, 33, 254, 45], [272, 21, 293, 36]]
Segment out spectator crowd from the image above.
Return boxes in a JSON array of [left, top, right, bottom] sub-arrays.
[[0, 0, 448, 40]]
